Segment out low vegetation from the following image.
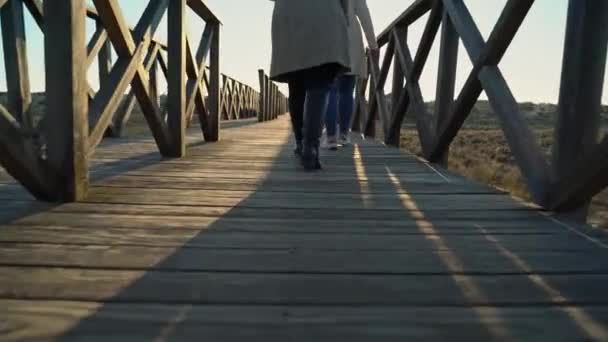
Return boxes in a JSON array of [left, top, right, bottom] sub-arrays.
[[398, 100, 608, 228]]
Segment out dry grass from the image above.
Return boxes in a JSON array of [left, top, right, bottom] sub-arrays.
[[401, 128, 608, 228], [398, 101, 608, 228]]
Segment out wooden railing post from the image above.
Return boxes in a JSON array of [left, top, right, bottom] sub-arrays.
[[272, 84, 277, 120], [167, 0, 187, 157], [264, 74, 270, 121], [433, 9, 459, 166], [551, 0, 608, 216], [270, 83, 274, 120], [351, 77, 366, 133], [207, 22, 221, 141], [44, 0, 89, 201], [364, 53, 378, 138], [258, 69, 266, 122], [276, 85, 279, 118]]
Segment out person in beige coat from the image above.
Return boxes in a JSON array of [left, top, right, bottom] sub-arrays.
[[324, 0, 378, 149], [269, 0, 351, 170]]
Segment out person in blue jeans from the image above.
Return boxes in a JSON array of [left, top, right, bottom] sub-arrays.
[[324, 0, 378, 150], [269, 0, 351, 170], [325, 75, 357, 150]]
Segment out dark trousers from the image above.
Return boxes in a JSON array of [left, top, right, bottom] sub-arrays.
[[288, 80, 333, 147]]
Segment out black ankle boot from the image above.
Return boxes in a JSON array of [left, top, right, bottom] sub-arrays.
[[294, 141, 303, 156], [301, 145, 321, 171]]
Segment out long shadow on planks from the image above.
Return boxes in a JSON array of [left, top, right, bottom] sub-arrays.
[[2, 121, 608, 340]]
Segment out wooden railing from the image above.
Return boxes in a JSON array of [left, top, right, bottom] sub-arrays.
[[0, 0, 285, 203], [258, 69, 288, 122], [106, 71, 273, 137], [353, 0, 608, 218]]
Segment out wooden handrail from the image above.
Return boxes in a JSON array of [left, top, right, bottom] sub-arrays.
[[353, 0, 608, 219], [0, 0, 281, 203]]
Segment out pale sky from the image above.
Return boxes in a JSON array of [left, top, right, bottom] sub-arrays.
[[0, 0, 606, 104]]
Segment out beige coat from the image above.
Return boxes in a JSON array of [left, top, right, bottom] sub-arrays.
[[346, 0, 378, 77], [269, 0, 351, 82]]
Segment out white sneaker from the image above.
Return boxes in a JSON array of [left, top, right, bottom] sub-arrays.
[[339, 133, 351, 146], [325, 136, 339, 150]]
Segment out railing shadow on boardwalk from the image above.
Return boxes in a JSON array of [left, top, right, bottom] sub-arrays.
[[355, 148, 608, 340], [3, 129, 607, 340]]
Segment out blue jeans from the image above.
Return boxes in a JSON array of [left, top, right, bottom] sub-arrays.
[[325, 75, 357, 137]]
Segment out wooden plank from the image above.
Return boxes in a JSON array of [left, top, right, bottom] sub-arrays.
[[0, 202, 548, 225], [90, 159, 438, 173], [0, 222, 589, 251], [1, 213, 556, 232], [9, 300, 608, 341], [89, 179, 496, 194], [2, 266, 608, 306], [4, 301, 608, 341], [3, 242, 607, 274], [11, 203, 548, 225], [43, 0, 89, 201], [88, 170, 453, 183], [76, 193, 529, 211]]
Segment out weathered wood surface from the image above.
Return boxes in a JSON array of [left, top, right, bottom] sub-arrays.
[[1, 117, 608, 341]]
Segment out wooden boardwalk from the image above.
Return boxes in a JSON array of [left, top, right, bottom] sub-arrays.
[[2, 117, 608, 341]]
